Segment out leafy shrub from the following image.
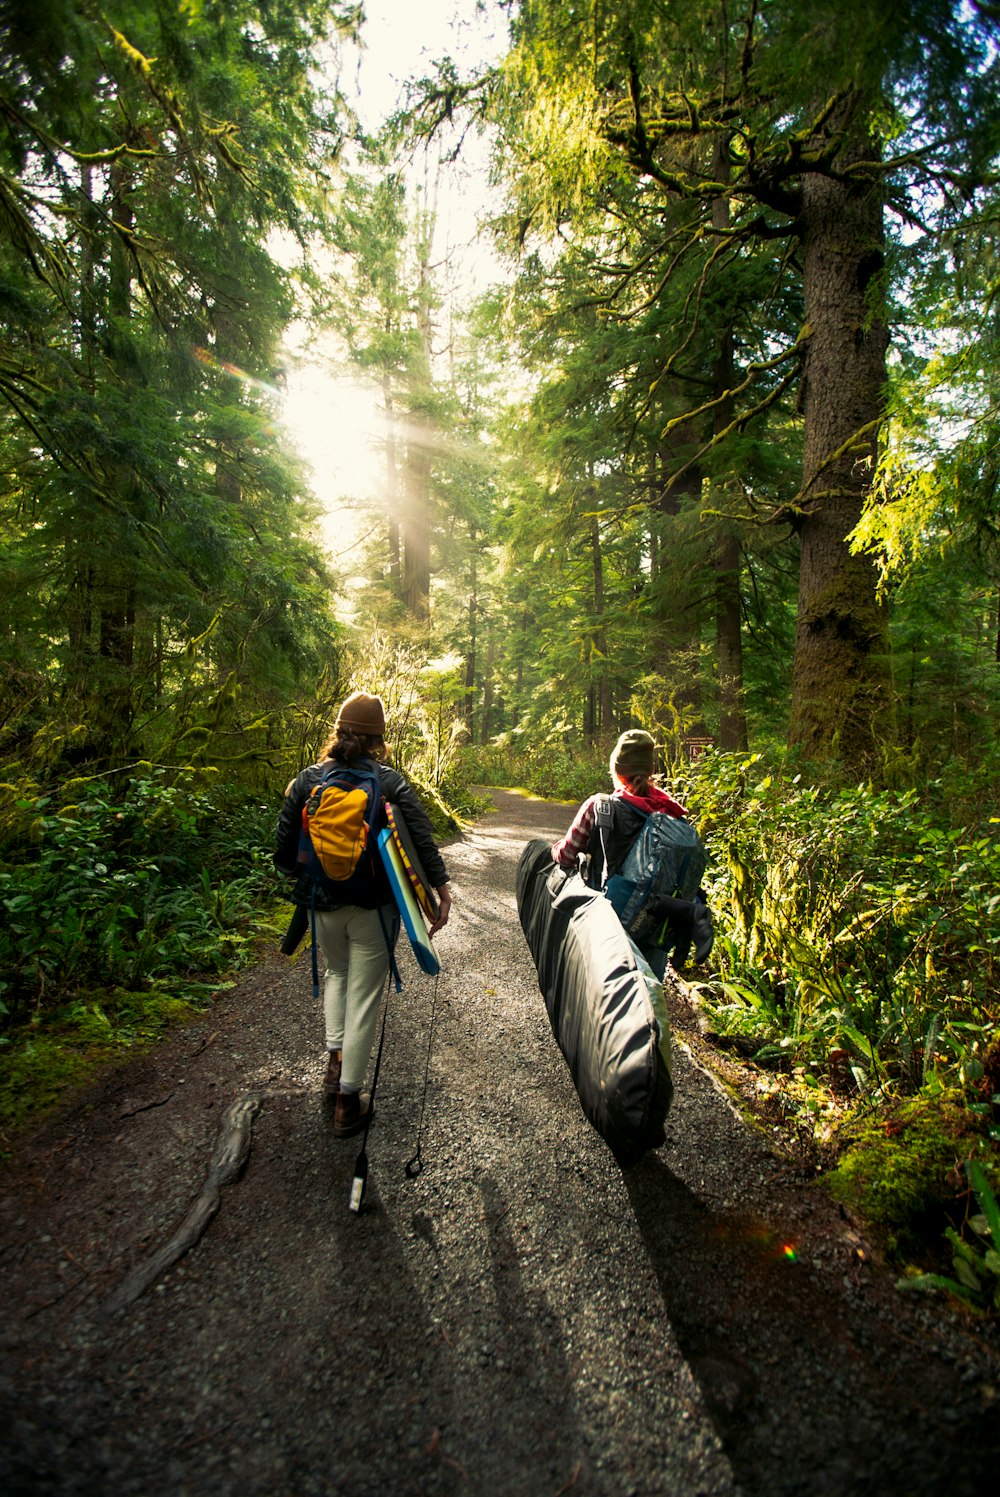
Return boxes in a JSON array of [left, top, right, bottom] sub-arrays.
[[825, 1095, 981, 1257], [684, 751, 1000, 1095], [899, 1160, 1000, 1313], [0, 767, 275, 1023], [457, 741, 607, 804], [435, 771, 494, 828]]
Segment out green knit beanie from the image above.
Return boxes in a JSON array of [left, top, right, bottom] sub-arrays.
[[609, 729, 656, 781]]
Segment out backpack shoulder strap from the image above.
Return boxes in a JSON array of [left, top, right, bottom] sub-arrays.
[[314, 760, 381, 811], [359, 764, 384, 829], [603, 797, 650, 880], [593, 794, 616, 829], [586, 795, 614, 888], [589, 795, 648, 887]]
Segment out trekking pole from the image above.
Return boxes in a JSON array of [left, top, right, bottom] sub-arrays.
[[348, 970, 392, 1214], [404, 971, 441, 1180]]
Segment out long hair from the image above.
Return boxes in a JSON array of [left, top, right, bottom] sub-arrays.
[[615, 770, 655, 797], [320, 727, 386, 766]]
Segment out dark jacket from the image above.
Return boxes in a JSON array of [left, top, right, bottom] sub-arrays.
[[274, 757, 448, 911]]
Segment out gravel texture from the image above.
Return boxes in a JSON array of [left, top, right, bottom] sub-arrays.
[[1, 789, 998, 1496]]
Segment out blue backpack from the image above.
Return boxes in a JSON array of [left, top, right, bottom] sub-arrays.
[[593, 797, 708, 947]]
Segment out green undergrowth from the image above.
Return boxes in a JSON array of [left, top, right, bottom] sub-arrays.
[[0, 767, 278, 1023], [0, 985, 207, 1147], [898, 1160, 1000, 1314], [456, 742, 608, 805], [704, 1038, 1000, 1309], [673, 746, 1000, 1311], [0, 761, 297, 1151], [0, 750, 472, 1155], [822, 1095, 1000, 1314], [682, 747, 999, 1102], [418, 770, 492, 832], [825, 1094, 988, 1257]]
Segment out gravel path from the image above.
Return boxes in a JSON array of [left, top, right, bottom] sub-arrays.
[[1, 790, 998, 1495]]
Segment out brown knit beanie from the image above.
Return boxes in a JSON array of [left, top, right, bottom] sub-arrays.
[[610, 728, 656, 781], [334, 691, 386, 737]]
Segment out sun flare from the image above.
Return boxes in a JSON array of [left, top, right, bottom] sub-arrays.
[[280, 365, 390, 543]]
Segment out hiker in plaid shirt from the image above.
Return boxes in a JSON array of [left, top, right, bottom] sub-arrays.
[[551, 730, 687, 874], [551, 729, 709, 974]]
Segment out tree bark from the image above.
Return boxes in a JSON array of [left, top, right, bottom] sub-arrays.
[[402, 431, 432, 620], [590, 512, 612, 741], [790, 101, 891, 771], [93, 157, 137, 754], [649, 435, 704, 730], [712, 145, 748, 752], [66, 164, 97, 685], [715, 526, 747, 751], [381, 367, 401, 597], [465, 540, 478, 740], [481, 634, 496, 742], [401, 210, 434, 622]]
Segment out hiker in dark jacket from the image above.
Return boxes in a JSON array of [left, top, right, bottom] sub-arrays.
[[275, 691, 451, 1137], [551, 728, 708, 974]]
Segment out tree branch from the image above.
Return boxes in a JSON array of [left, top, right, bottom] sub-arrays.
[[661, 334, 806, 436]]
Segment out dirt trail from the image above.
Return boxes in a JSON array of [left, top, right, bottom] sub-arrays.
[[1, 790, 998, 1496]]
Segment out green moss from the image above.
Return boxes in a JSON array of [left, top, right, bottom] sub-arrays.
[[401, 772, 465, 836], [0, 986, 202, 1151], [826, 1094, 984, 1259]]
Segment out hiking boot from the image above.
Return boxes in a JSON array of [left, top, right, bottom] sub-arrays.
[[692, 896, 714, 964], [334, 1090, 373, 1138], [323, 1050, 342, 1095]]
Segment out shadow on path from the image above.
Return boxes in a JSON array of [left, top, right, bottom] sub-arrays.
[[1, 1087, 465, 1497], [625, 1153, 1000, 1497]]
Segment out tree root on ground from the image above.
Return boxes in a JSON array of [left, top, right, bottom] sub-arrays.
[[101, 1092, 263, 1317]]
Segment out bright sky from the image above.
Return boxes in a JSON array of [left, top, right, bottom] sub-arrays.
[[279, 0, 509, 558], [350, 0, 507, 130]]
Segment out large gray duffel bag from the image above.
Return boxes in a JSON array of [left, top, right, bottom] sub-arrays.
[[516, 839, 673, 1166]]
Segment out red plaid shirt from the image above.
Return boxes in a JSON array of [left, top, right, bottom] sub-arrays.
[[551, 785, 688, 870]]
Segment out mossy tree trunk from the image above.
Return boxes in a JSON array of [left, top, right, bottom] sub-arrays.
[[381, 365, 402, 598], [790, 101, 891, 771], [401, 210, 435, 623], [711, 153, 748, 753], [464, 537, 478, 741], [649, 428, 705, 731], [589, 512, 613, 742]]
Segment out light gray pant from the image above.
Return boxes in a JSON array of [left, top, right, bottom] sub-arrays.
[[313, 904, 395, 1089]]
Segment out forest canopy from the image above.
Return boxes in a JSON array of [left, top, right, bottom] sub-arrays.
[[1, 0, 998, 781]]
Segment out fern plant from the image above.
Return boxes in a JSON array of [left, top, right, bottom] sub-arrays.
[[898, 1160, 1000, 1314]]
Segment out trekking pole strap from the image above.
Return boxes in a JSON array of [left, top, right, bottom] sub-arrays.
[[377, 904, 402, 992], [405, 970, 441, 1179]]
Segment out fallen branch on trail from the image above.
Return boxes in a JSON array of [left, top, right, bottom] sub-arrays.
[[101, 1092, 261, 1316]]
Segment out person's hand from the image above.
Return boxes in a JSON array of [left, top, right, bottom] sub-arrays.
[[429, 884, 452, 937]]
